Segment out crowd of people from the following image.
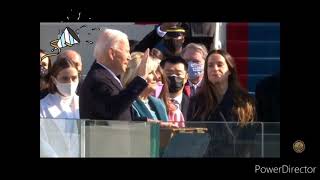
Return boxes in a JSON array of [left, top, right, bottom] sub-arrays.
[[40, 22, 280, 157]]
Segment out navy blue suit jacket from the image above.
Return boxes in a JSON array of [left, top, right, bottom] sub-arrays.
[[79, 62, 147, 121]]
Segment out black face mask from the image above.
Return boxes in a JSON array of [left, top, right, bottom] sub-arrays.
[[167, 75, 184, 93], [163, 38, 183, 55]]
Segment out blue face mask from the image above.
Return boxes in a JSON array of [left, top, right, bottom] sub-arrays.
[[188, 61, 204, 80]]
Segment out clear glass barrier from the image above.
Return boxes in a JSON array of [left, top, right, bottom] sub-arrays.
[[161, 121, 264, 158], [83, 120, 159, 157], [40, 119, 279, 158], [260, 122, 280, 157], [40, 118, 81, 157]]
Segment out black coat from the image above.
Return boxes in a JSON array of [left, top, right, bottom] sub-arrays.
[[187, 88, 258, 157], [76, 76, 84, 95], [79, 62, 147, 121], [187, 87, 236, 122], [133, 28, 162, 52], [181, 93, 190, 121], [255, 73, 280, 123]]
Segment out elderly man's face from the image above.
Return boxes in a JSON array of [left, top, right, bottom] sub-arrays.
[[112, 40, 131, 74]]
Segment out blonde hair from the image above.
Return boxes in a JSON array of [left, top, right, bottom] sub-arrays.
[[121, 52, 160, 87]]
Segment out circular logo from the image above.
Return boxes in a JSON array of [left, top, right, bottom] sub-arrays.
[[293, 140, 305, 153]]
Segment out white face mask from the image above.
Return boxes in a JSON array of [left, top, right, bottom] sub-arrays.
[[54, 78, 78, 97]]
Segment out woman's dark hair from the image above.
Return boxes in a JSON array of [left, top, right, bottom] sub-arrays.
[[157, 67, 172, 113], [193, 49, 255, 126], [40, 49, 52, 70], [47, 56, 78, 94]]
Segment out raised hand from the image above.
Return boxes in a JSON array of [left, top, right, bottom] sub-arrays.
[[137, 48, 150, 79]]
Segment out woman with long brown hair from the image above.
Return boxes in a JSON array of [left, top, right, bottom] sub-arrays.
[[187, 49, 257, 157], [187, 49, 255, 126]]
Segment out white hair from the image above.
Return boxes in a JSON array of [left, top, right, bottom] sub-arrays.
[[93, 28, 128, 62], [181, 43, 208, 60]]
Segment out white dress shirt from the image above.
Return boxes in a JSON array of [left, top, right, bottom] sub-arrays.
[[40, 93, 79, 119], [171, 93, 183, 110], [156, 26, 167, 37]]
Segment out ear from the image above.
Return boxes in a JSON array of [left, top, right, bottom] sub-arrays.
[[108, 48, 115, 61], [184, 73, 189, 83]]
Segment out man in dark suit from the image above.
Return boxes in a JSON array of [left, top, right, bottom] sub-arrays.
[[160, 56, 189, 119], [80, 29, 150, 121], [181, 43, 208, 97]]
